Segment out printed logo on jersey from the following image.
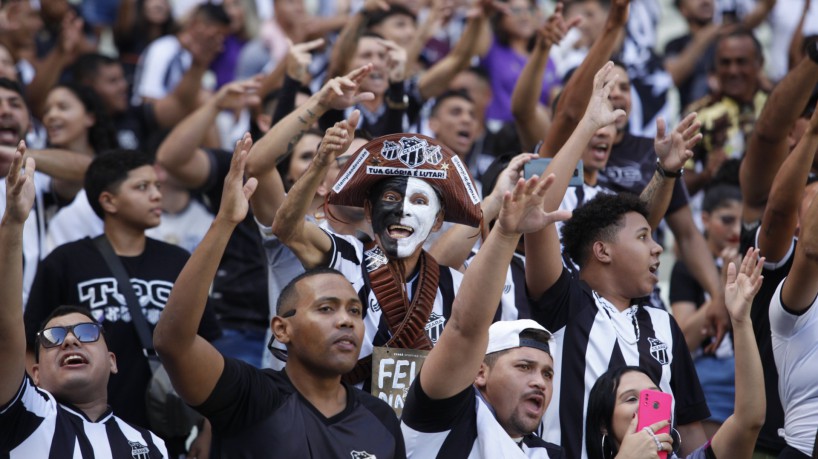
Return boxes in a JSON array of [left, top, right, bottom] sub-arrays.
[[77, 277, 174, 325], [350, 451, 376, 459], [648, 337, 669, 365], [425, 312, 445, 345], [129, 441, 150, 459]]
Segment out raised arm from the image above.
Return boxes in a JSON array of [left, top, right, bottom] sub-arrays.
[[156, 79, 261, 189], [417, 0, 495, 101], [758, 100, 818, 263], [639, 113, 700, 229], [525, 62, 625, 299], [540, 0, 630, 155], [420, 174, 570, 400], [248, 65, 375, 226], [151, 31, 220, 129], [780, 153, 818, 313], [710, 248, 765, 459], [740, 51, 818, 223], [428, 153, 537, 268], [0, 142, 35, 406], [271, 112, 359, 269], [663, 23, 724, 87], [511, 3, 579, 151], [0, 146, 92, 183], [153, 134, 258, 405]]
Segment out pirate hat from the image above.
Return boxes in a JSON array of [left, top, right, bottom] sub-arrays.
[[328, 133, 482, 227]]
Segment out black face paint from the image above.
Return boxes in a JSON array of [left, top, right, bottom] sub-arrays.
[[368, 177, 409, 258]]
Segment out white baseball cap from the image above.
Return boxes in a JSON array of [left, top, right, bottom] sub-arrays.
[[486, 319, 553, 355]]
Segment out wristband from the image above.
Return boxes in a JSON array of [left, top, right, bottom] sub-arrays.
[[656, 159, 683, 178]]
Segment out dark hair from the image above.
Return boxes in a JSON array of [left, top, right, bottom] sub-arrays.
[[84, 149, 154, 218], [365, 4, 416, 29], [702, 184, 741, 214], [491, 0, 538, 49], [276, 267, 349, 315], [586, 366, 655, 459], [70, 53, 120, 85], [483, 328, 553, 367], [34, 305, 106, 363], [430, 89, 474, 117], [561, 193, 649, 268], [190, 3, 230, 26], [0, 76, 26, 99], [47, 83, 119, 153], [715, 27, 763, 64]]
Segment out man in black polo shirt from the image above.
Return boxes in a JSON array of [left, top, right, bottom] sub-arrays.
[[153, 134, 405, 458]]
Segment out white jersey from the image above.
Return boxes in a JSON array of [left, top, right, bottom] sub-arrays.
[[770, 279, 818, 456], [1, 374, 167, 458]]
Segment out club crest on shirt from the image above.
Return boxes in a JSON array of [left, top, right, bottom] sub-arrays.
[[648, 337, 669, 365], [425, 312, 445, 345], [350, 451, 376, 459], [129, 441, 150, 459]]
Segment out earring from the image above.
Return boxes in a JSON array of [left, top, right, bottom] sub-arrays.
[[671, 427, 682, 454], [601, 433, 613, 459]]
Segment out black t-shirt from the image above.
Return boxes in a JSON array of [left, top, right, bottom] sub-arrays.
[[113, 104, 161, 153], [598, 132, 690, 216], [401, 377, 562, 458], [739, 222, 792, 453], [664, 35, 715, 113], [196, 358, 406, 458], [200, 149, 269, 328], [23, 237, 222, 429]]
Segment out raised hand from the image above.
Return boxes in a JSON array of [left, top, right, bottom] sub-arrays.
[[496, 174, 572, 236], [214, 78, 262, 112], [317, 65, 376, 110], [58, 10, 84, 57], [537, 3, 581, 50], [218, 133, 258, 225], [489, 153, 539, 201], [583, 61, 627, 131], [314, 110, 360, 168], [654, 112, 701, 173], [605, 0, 631, 30], [286, 38, 324, 85], [2, 141, 36, 225], [378, 39, 408, 83], [724, 247, 764, 322]]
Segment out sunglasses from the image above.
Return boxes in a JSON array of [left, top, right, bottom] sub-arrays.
[[37, 323, 103, 348]]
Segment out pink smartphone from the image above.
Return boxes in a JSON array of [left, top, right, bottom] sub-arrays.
[[636, 389, 672, 459]]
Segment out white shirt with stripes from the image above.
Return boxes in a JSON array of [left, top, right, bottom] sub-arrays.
[[0, 374, 167, 458]]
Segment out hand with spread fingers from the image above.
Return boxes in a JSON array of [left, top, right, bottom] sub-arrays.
[[2, 141, 36, 226], [583, 62, 628, 131], [317, 65, 376, 110], [496, 173, 572, 237], [655, 112, 702, 174]]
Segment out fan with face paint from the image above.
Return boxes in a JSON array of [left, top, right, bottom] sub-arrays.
[[367, 177, 443, 259]]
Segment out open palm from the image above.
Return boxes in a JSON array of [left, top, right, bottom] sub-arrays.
[[496, 174, 571, 235]]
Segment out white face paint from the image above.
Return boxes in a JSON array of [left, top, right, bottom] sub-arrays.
[[394, 178, 441, 258]]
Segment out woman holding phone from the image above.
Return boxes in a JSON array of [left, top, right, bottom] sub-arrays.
[[584, 248, 766, 459]]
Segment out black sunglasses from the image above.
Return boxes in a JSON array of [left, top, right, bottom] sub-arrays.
[[37, 323, 103, 348]]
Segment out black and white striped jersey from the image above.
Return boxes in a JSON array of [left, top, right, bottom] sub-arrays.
[[532, 269, 709, 459], [0, 374, 167, 458], [402, 378, 562, 459]]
